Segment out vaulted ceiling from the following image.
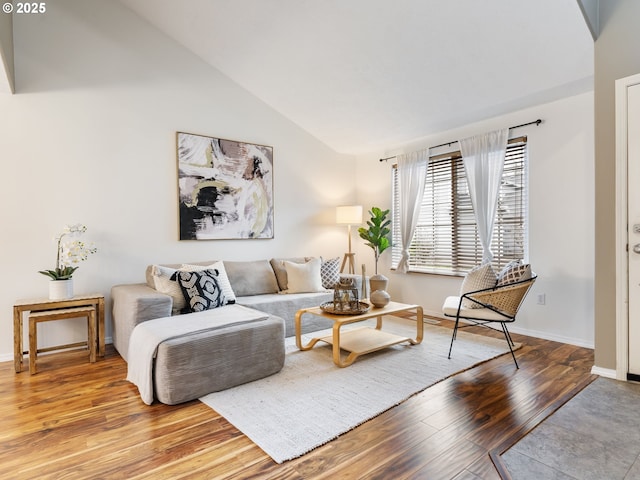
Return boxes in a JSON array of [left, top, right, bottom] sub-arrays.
[[5, 1, 595, 155]]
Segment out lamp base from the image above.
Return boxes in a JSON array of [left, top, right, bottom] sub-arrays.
[[340, 253, 356, 274]]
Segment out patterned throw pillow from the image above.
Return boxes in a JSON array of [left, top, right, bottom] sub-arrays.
[[173, 269, 226, 313], [460, 263, 497, 308], [496, 260, 532, 286], [320, 257, 340, 289], [181, 261, 236, 304]]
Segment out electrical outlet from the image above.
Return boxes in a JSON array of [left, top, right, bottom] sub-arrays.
[[536, 293, 546, 305]]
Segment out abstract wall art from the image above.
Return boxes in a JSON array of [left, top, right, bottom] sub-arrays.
[[177, 132, 274, 240]]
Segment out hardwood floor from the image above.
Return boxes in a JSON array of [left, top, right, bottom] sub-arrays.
[[0, 319, 595, 480]]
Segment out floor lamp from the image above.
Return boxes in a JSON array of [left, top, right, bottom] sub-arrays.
[[336, 205, 363, 274]]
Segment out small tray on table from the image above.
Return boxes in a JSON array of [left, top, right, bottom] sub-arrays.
[[319, 301, 371, 315]]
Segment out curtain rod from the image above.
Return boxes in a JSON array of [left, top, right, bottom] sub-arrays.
[[379, 118, 542, 162]]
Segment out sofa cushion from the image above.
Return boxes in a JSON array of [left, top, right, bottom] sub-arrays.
[[237, 292, 333, 337], [224, 260, 280, 296], [174, 269, 226, 313], [285, 257, 324, 293], [154, 314, 285, 405], [443, 295, 509, 321], [182, 261, 236, 304], [460, 263, 497, 308], [270, 257, 310, 290], [321, 257, 340, 289]]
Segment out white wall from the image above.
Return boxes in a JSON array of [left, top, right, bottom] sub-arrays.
[[593, 0, 640, 371], [0, 6, 14, 93], [0, 1, 355, 360], [354, 92, 595, 348], [0, 0, 595, 361]]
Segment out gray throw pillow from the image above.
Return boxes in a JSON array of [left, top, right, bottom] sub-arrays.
[[224, 260, 280, 296]]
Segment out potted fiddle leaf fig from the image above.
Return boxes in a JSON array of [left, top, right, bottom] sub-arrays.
[[358, 207, 391, 306]]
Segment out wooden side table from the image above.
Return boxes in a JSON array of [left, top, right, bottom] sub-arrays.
[[13, 294, 105, 373], [28, 306, 97, 374]]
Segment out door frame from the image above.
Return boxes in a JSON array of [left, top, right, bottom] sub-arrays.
[[615, 73, 640, 380]]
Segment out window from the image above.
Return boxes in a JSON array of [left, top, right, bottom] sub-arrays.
[[391, 137, 528, 275]]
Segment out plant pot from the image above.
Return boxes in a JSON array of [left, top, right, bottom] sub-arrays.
[[370, 289, 391, 308], [369, 274, 388, 293], [49, 279, 73, 300]]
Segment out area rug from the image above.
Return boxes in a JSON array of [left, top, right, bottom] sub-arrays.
[[199, 316, 516, 463]]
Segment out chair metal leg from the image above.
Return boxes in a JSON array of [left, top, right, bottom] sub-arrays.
[[448, 316, 519, 368], [503, 323, 516, 347], [501, 323, 519, 369], [448, 317, 460, 359]]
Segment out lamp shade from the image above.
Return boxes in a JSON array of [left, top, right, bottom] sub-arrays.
[[336, 205, 363, 225]]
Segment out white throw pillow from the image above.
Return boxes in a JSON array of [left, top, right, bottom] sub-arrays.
[[181, 261, 237, 304], [460, 263, 497, 308], [284, 257, 324, 293], [151, 265, 186, 314]]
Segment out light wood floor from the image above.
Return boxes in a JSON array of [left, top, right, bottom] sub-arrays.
[[1, 318, 595, 480]]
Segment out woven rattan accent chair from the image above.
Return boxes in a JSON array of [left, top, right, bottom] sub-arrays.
[[442, 275, 537, 368]]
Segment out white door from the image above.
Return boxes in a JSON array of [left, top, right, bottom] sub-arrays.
[[628, 81, 640, 376]]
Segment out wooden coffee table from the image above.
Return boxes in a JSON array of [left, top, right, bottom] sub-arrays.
[[295, 301, 423, 367]]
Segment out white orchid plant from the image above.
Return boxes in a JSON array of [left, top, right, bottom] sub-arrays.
[[39, 224, 97, 280]]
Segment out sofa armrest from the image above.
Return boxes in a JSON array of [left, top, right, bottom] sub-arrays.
[[111, 283, 172, 361]]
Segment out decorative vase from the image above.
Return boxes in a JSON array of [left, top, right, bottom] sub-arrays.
[[370, 289, 391, 308], [49, 279, 73, 300], [369, 274, 388, 293]]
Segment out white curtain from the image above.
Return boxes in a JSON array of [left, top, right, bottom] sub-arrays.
[[396, 150, 428, 273], [459, 128, 509, 264]]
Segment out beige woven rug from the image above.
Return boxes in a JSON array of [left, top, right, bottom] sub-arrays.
[[200, 316, 516, 463]]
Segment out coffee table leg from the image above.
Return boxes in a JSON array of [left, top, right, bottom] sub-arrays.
[[295, 310, 322, 351], [331, 323, 360, 368], [406, 306, 424, 345], [332, 323, 342, 366]]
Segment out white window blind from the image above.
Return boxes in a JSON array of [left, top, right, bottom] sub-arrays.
[[391, 137, 528, 275]]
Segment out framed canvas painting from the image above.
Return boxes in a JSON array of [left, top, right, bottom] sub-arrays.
[[177, 132, 274, 240]]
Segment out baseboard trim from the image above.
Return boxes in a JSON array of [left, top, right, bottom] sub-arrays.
[[508, 325, 594, 349], [0, 337, 113, 365], [590, 366, 617, 379], [427, 311, 593, 349]]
